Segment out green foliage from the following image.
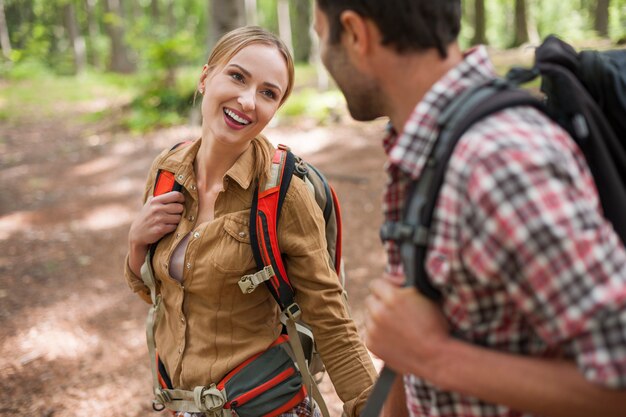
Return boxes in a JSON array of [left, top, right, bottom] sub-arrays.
[[145, 31, 199, 72], [0, 56, 49, 79], [257, 0, 279, 33], [0, 71, 138, 122], [278, 88, 345, 124], [534, 1, 595, 42], [610, 1, 626, 41], [124, 68, 197, 133]]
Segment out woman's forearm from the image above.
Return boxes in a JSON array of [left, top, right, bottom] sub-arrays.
[[128, 240, 149, 278]]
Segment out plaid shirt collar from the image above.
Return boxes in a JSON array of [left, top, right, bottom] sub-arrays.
[[383, 46, 496, 179]]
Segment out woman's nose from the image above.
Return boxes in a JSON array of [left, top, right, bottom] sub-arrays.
[[237, 90, 255, 112]]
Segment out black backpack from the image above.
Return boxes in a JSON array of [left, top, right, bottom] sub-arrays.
[[361, 35, 626, 417]]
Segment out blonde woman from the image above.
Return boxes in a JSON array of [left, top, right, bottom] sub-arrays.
[[125, 26, 377, 417]]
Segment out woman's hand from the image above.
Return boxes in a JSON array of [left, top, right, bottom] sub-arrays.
[[127, 191, 185, 276], [129, 191, 185, 246]]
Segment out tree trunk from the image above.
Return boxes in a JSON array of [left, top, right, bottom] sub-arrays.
[[277, 0, 293, 54], [103, 0, 135, 73], [84, 0, 100, 68], [166, 0, 175, 34], [292, 0, 311, 63], [210, 0, 245, 48], [471, 0, 488, 45], [245, 0, 257, 25], [64, 1, 87, 74], [595, 0, 610, 37], [512, 0, 530, 47], [0, 0, 12, 59], [151, 0, 160, 22]]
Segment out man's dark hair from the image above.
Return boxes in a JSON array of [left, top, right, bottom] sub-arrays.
[[316, 0, 461, 58]]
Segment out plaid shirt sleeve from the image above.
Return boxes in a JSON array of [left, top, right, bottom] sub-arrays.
[[458, 108, 626, 388]]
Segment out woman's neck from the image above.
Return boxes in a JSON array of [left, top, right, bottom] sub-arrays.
[[195, 136, 249, 192]]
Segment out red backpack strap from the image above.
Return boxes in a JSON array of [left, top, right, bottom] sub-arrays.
[[152, 140, 193, 197], [247, 146, 297, 310], [149, 140, 193, 257]]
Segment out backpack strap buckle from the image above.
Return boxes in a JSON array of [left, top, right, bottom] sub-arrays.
[[280, 303, 302, 324], [193, 384, 227, 414], [238, 265, 275, 294], [153, 388, 171, 407], [380, 222, 429, 246]]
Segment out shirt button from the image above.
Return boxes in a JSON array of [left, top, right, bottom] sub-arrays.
[[178, 347, 183, 353], [177, 174, 184, 181], [238, 231, 246, 238], [186, 262, 191, 269], [191, 184, 197, 191], [180, 316, 185, 323], [176, 233, 180, 238], [189, 215, 195, 222], [193, 232, 200, 238]]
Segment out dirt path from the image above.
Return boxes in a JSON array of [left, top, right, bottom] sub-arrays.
[[0, 103, 388, 416]]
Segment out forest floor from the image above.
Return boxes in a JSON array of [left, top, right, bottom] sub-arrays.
[[0, 71, 391, 416]]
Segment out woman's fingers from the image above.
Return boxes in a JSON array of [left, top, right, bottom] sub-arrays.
[[156, 191, 185, 204]]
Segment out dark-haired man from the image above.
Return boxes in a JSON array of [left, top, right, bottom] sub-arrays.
[[313, 1, 626, 416]]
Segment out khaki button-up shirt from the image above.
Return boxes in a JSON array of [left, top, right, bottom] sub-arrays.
[[125, 138, 376, 416]]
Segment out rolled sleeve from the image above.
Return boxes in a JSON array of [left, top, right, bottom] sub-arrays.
[[573, 302, 626, 388], [124, 254, 152, 304]]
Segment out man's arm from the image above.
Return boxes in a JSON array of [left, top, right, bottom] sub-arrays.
[[365, 279, 626, 417]]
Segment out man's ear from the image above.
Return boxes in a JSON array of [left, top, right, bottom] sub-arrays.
[[339, 11, 379, 65]]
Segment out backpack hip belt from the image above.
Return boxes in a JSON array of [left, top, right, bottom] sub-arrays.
[[141, 252, 308, 417]]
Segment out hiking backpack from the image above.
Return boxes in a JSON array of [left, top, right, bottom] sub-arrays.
[[144, 142, 344, 417], [361, 35, 626, 416]]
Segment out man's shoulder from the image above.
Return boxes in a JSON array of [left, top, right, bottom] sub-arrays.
[[456, 105, 571, 159]]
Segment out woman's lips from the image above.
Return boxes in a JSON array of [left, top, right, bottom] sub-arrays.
[[223, 108, 252, 130]]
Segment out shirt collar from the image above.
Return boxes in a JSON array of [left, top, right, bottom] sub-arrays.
[[157, 138, 256, 191], [385, 46, 496, 179], [225, 142, 256, 190]]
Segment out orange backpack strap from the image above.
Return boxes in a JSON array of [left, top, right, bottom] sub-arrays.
[[247, 146, 297, 310], [240, 145, 333, 417], [149, 140, 193, 259], [152, 140, 193, 197]]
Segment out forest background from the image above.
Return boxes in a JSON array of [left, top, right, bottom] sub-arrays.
[[1, 0, 626, 131], [1, 1, 625, 416]]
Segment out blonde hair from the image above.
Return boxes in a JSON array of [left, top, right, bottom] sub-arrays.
[[250, 135, 274, 184], [205, 26, 294, 182]]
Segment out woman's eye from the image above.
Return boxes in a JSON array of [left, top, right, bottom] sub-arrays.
[[231, 72, 244, 82], [261, 90, 276, 99]]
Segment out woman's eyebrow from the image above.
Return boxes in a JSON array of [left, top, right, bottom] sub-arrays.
[[228, 63, 252, 78], [228, 63, 282, 94]]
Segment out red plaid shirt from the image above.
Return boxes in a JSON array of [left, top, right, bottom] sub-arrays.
[[383, 46, 626, 416]]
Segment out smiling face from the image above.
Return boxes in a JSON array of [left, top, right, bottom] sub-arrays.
[[198, 43, 289, 149]]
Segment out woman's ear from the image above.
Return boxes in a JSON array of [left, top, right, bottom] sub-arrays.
[[198, 65, 209, 94]]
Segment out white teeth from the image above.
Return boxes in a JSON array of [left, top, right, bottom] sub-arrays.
[[224, 109, 250, 125]]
